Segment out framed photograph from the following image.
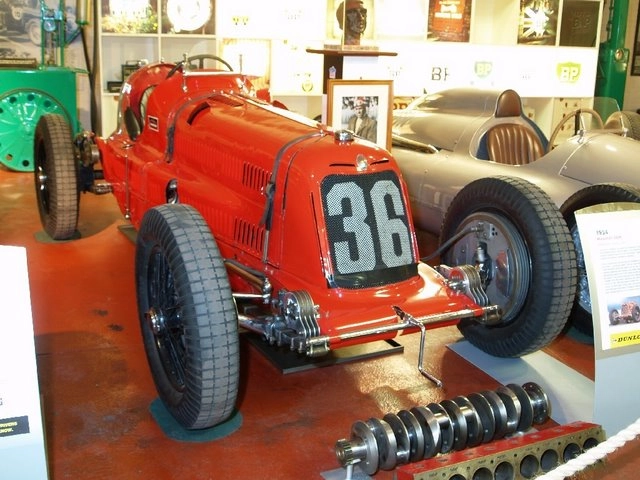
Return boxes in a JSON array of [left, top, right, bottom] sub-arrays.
[[161, 0, 215, 34], [100, 0, 159, 33], [327, 79, 393, 150]]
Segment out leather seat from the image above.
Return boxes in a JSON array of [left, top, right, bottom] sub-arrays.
[[486, 90, 544, 165], [487, 124, 544, 165]]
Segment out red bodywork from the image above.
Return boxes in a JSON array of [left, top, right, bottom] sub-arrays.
[[96, 62, 488, 353]]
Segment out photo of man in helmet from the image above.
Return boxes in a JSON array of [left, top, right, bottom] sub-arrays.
[[346, 96, 377, 143]]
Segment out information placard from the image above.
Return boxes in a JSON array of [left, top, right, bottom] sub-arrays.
[[575, 203, 640, 436], [0, 246, 48, 479]]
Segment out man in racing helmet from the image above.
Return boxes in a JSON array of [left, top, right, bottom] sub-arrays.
[[347, 97, 377, 143]]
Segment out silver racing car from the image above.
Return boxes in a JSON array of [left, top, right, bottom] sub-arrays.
[[392, 87, 640, 336]]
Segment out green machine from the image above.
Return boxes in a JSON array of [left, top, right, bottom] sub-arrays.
[[0, 1, 89, 172], [595, 0, 630, 110]]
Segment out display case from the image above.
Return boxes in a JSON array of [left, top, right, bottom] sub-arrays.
[[98, 0, 218, 134]]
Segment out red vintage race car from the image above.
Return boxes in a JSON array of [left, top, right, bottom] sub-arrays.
[[33, 55, 576, 430]]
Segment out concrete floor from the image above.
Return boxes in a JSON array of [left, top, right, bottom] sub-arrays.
[[1, 166, 637, 479]]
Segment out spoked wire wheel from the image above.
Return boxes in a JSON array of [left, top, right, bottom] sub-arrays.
[[0, 89, 69, 171], [136, 204, 240, 429]]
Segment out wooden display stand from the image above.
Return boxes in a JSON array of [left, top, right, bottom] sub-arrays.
[[306, 47, 397, 125]]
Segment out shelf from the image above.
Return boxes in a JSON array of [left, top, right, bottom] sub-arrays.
[[97, 0, 604, 138], [306, 48, 398, 57]]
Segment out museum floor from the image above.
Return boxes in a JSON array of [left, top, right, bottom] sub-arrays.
[[1, 165, 638, 479]]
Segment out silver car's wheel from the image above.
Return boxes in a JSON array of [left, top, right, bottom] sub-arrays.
[[604, 111, 640, 140], [440, 176, 577, 357], [560, 183, 640, 337]]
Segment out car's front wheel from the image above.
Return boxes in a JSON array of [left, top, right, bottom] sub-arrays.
[[440, 176, 577, 357], [136, 204, 239, 429], [560, 183, 640, 336]]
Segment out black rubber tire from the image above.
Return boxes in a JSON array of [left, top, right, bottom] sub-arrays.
[[632, 306, 640, 323], [560, 183, 640, 336], [33, 114, 79, 240], [604, 111, 640, 140], [135, 204, 239, 429], [440, 176, 577, 357]]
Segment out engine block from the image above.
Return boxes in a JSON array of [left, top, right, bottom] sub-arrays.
[[396, 421, 604, 480]]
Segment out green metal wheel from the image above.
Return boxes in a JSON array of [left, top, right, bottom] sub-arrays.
[[0, 89, 70, 172]]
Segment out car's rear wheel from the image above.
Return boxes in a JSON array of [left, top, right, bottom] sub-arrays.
[[440, 176, 577, 357], [560, 183, 640, 336], [604, 111, 640, 140], [33, 114, 79, 240], [136, 204, 239, 430]]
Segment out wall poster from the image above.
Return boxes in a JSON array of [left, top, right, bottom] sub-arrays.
[[427, 0, 472, 43], [101, 0, 159, 33], [558, 0, 600, 47], [518, 0, 559, 45], [0, 0, 83, 61]]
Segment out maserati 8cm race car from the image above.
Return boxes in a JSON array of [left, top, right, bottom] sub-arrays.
[[392, 88, 640, 335], [33, 57, 576, 430]]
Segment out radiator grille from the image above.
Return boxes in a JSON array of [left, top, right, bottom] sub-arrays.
[[321, 171, 417, 289]]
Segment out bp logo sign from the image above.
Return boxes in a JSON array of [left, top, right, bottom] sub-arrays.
[[557, 62, 581, 82], [474, 61, 493, 78]]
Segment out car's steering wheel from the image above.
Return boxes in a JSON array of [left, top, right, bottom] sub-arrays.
[[547, 107, 603, 152], [166, 54, 234, 79]]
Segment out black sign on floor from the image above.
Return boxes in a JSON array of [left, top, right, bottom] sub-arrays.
[[0, 415, 30, 438]]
